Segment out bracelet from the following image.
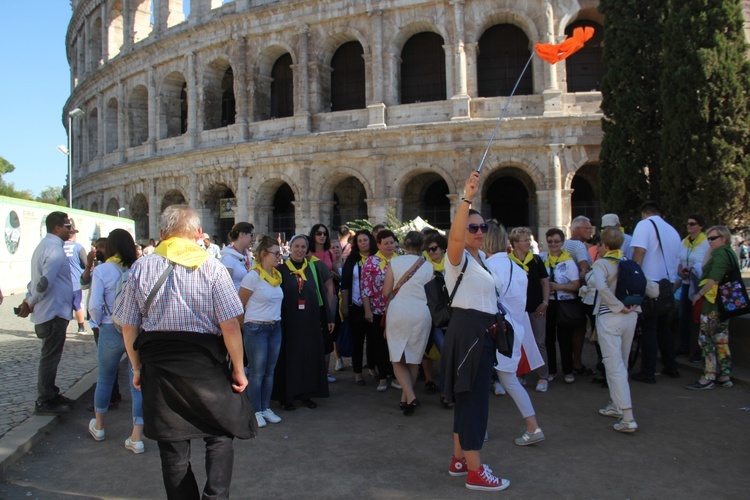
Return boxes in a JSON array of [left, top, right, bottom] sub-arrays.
[[461, 198, 473, 205], [131, 368, 141, 375], [542, 301, 549, 306]]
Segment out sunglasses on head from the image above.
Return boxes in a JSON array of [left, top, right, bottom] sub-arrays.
[[707, 235, 722, 241], [315, 231, 328, 236], [426, 245, 440, 252], [467, 223, 489, 234]]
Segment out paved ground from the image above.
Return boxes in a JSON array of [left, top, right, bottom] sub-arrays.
[[1, 293, 749, 498]]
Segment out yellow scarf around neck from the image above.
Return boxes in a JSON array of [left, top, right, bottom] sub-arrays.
[[375, 250, 392, 270], [106, 255, 123, 265], [253, 264, 282, 287], [509, 250, 533, 273], [544, 249, 574, 269], [155, 237, 209, 268], [358, 254, 368, 266], [286, 258, 308, 281], [422, 251, 445, 272], [683, 233, 706, 249], [603, 250, 623, 260]]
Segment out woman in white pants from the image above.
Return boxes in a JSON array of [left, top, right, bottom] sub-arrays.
[[483, 222, 545, 446], [591, 228, 657, 433]]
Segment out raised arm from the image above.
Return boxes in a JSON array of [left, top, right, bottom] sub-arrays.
[[447, 171, 479, 266]]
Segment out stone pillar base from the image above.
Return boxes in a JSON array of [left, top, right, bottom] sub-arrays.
[[367, 103, 386, 129], [294, 113, 311, 135], [542, 89, 564, 117], [451, 95, 471, 121]]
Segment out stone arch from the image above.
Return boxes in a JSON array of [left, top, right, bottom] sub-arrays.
[[202, 58, 235, 130], [484, 155, 546, 190], [316, 30, 369, 113], [130, 193, 149, 240], [563, 18, 605, 92], [313, 168, 373, 229], [87, 108, 99, 162], [105, 97, 119, 154], [132, 0, 153, 44], [470, 9, 539, 45], [401, 172, 452, 230], [108, 1, 124, 59], [90, 201, 99, 213], [476, 24, 533, 97], [313, 166, 374, 202], [558, 4, 604, 37], [161, 189, 186, 212], [400, 31, 447, 104], [106, 197, 121, 216], [390, 20, 449, 52], [128, 84, 149, 146], [89, 15, 102, 70], [202, 182, 236, 243], [159, 71, 188, 139], [254, 43, 296, 121], [251, 173, 301, 239], [482, 167, 539, 231], [569, 163, 600, 223]]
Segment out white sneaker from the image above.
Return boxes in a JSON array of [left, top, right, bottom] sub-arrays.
[[547, 373, 557, 382], [535, 379, 548, 392], [514, 428, 545, 446], [125, 437, 145, 454], [327, 374, 337, 383], [255, 411, 267, 428], [613, 419, 638, 433], [598, 402, 623, 418], [391, 380, 402, 389], [88, 419, 105, 441], [493, 381, 506, 396], [334, 358, 344, 371], [262, 408, 282, 424], [564, 374, 575, 384]]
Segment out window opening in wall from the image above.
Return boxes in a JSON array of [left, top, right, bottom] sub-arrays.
[[108, 2, 124, 59], [400, 32, 446, 104], [487, 176, 530, 229], [133, 0, 153, 43], [477, 24, 533, 97], [272, 183, 295, 239], [129, 85, 149, 146], [331, 42, 365, 112], [565, 20, 604, 92], [105, 98, 119, 154], [90, 17, 102, 70], [161, 190, 186, 212], [180, 82, 188, 135], [271, 54, 294, 118], [332, 177, 368, 228], [222, 67, 236, 126], [571, 165, 601, 222], [422, 180, 451, 229]]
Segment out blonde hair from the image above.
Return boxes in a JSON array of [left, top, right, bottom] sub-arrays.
[[509, 227, 533, 246], [482, 221, 509, 255], [706, 225, 731, 241]]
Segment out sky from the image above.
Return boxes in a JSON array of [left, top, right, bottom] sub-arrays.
[[0, 1, 73, 197]]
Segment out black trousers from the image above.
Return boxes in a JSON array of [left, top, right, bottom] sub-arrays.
[[367, 314, 392, 379], [158, 436, 234, 500], [35, 316, 69, 403], [349, 305, 367, 374]]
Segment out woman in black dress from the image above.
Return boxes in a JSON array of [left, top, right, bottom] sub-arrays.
[[272, 234, 334, 410]]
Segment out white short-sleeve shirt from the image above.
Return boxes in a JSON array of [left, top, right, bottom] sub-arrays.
[[631, 216, 681, 281], [240, 270, 284, 323], [445, 251, 498, 315]]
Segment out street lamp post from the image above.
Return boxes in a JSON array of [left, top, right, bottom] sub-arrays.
[[66, 108, 85, 209]]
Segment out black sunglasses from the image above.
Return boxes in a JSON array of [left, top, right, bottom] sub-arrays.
[[467, 223, 489, 234], [426, 246, 441, 252], [686, 222, 698, 226], [707, 235, 722, 241], [315, 231, 328, 236]]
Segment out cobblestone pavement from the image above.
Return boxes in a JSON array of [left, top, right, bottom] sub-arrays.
[[0, 296, 97, 440]]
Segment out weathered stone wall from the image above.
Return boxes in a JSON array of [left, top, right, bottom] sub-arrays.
[[65, 0, 608, 242]]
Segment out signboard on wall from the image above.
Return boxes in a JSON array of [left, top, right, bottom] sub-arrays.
[[0, 196, 135, 294], [220, 198, 237, 219]]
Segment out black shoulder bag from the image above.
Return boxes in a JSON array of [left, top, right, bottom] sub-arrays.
[[424, 257, 468, 329], [641, 219, 676, 317]]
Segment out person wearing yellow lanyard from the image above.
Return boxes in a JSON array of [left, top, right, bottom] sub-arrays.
[[509, 227, 551, 391], [422, 231, 450, 405], [543, 228, 580, 387], [88, 229, 144, 452], [676, 214, 710, 358], [238, 236, 284, 428], [272, 234, 334, 411], [686, 225, 737, 390]]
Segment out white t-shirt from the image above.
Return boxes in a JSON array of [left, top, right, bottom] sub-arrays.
[[351, 264, 363, 306], [545, 258, 580, 301], [445, 251, 498, 315], [631, 215, 681, 281], [240, 269, 284, 323]]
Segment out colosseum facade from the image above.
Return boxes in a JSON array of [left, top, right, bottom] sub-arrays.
[[65, 0, 612, 242]]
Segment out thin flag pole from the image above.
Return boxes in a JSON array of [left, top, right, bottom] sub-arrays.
[[476, 52, 536, 173]]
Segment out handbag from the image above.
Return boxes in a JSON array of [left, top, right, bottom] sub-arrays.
[[556, 299, 586, 328], [716, 248, 750, 321], [641, 220, 676, 317], [424, 258, 468, 328], [488, 305, 515, 358]]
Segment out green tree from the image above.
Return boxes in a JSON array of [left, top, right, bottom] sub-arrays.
[[36, 186, 67, 206], [0, 156, 33, 200], [598, 0, 667, 229], [659, 0, 750, 229]]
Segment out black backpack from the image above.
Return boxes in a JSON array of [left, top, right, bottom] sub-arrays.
[[605, 257, 647, 306]]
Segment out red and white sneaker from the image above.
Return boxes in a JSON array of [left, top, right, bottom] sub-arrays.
[[448, 456, 468, 476], [466, 464, 510, 491]]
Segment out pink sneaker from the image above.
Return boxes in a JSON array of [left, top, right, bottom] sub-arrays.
[[466, 464, 510, 491], [448, 456, 468, 476]]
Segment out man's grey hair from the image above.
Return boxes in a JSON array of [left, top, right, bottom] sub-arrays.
[[571, 216, 591, 230], [160, 205, 200, 239]]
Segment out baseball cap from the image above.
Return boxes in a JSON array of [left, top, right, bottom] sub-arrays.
[[601, 214, 620, 228]]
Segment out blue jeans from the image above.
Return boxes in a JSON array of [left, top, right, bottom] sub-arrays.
[[94, 323, 143, 425], [244, 321, 282, 413]]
